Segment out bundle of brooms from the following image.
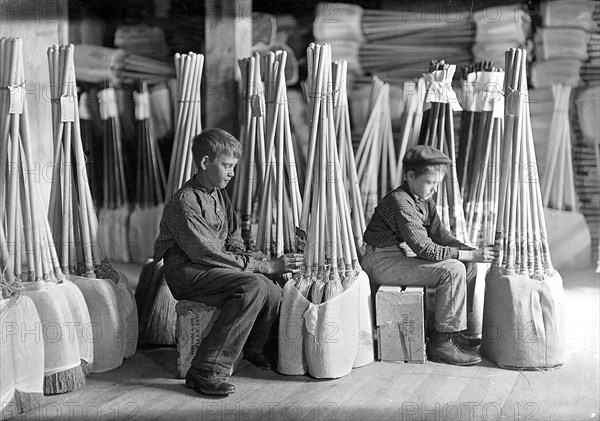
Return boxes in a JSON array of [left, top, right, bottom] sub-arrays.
[[136, 52, 204, 345], [542, 84, 578, 211], [355, 76, 398, 223], [292, 43, 360, 304], [1, 37, 88, 395], [237, 51, 302, 258], [418, 60, 468, 242], [481, 48, 566, 370], [128, 80, 167, 263], [458, 62, 504, 245], [97, 81, 131, 263], [47, 43, 139, 368]]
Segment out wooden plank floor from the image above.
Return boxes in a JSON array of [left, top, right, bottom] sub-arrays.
[[13, 266, 599, 421]]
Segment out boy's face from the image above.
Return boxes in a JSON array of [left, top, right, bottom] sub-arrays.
[[202, 153, 238, 190], [406, 168, 445, 201]]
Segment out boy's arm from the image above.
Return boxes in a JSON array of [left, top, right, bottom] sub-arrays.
[[384, 197, 461, 261], [224, 191, 247, 253], [428, 202, 474, 250]]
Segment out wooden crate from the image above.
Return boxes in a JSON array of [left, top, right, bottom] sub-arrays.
[[375, 286, 426, 363], [175, 300, 220, 378]]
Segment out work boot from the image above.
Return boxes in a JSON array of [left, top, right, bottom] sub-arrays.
[[185, 367, 235, 396], [452, 331, 482, 349], [427, 332, 481, 366], [243, 350, 274, 370]]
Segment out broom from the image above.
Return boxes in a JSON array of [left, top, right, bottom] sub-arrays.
[[137, 52, 204, 345], [128, 80, 167, 263]]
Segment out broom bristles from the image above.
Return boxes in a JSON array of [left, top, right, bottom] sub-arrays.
[[142, 279, 177, 345], [43, 364, 86, 395]]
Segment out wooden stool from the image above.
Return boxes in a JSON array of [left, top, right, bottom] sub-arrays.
[[375, 286, 426, 363], [175, 300, 220, 378]]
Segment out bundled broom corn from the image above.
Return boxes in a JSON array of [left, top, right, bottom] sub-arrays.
[[481, 48, 566, 370], [128, 80, 167, 263], [458, 62, 505, 245], [47, 43, 138, 369], [418, 60, 468, 243], [292, 43, 360, 304], [332, 60, 366, 253], [355, 76, 397, 222], [136, 52, 204, 346]]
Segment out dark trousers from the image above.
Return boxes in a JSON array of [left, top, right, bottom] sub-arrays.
[[163, 251, 282, 377]]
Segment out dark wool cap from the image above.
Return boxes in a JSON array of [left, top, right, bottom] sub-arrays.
[[403, 145, 452, 165]]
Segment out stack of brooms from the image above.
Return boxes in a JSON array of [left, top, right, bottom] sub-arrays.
[[136, 52, 204, 345], [397, 77, 427, 175], [278, 43, 373, 379], [355, 76, 398, 222], [46, 43, 138, 371], [458, 62, 505, 246], [418, 60, 468, 242], [542, 84, 578, 211], [128, 80, 167, 263], [481, 48, 566, 370], [1, 37, 88, 396]]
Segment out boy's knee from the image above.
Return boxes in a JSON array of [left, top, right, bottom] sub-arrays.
[[440, 259, 467, 281]]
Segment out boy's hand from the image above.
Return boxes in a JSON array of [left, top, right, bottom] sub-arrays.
[[473, 245, 500, 263], [265, 253, 304, 275]]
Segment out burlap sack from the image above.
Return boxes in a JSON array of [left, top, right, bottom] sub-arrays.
[[304, 276, 360, 379], [71, 276, 125, 372], [481, 266, 566, 369], [277, 281, 311, 375], [353, 271, 375, 368], [59, 280, 94, 372]]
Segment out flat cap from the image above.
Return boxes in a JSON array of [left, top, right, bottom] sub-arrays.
[[403, 145, 452, 165]]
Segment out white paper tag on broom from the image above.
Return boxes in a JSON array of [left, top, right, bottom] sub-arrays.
[[8, 84, 25, 115], [424, 65, 462, 112], [98, 87, 118, 120], [60, 95, 76, 122], [79, 92, 91, 121], [133, 91, 151, 120]]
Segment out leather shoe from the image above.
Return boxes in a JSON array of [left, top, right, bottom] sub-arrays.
[[243, 351, 273, 370], [185, 367, 235, 396], [452, 332, 481, 349], [427, 333, 481, 366]]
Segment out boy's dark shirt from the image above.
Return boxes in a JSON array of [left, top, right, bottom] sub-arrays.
[[154, 177, 257, 271]]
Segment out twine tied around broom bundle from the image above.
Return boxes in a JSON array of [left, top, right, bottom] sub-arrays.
[[4, 81, 26, 115]]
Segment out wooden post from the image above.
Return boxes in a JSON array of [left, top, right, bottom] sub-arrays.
[[203, 0, 252, 136]]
